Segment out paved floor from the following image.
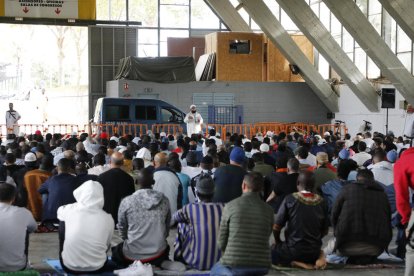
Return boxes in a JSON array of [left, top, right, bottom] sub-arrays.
[[28, 229, 406, 275]]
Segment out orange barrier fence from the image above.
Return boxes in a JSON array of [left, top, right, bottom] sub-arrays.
[[47, 124, 80, 135], [117, 124, 148, 137], [318, 124, 348, 138], [222, 124, 253, 141], [204, 124, 224, 137], [16, 124, 44, 135], [1, 122, 348, 139], [252, 123, 285, 135], [151, 124, 183, 136], [94, 124, 119, 137]]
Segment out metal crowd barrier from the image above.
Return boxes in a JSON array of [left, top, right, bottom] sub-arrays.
[[1, 122, 347, 139], [151, 124, 183, 136]]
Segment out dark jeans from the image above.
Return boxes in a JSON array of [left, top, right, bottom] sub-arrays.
[[111, 242, 170, 268], [271, 243, 320, 266], [58, 221, 117, 274]]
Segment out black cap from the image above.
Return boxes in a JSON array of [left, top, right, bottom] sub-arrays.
[[186, 151, 198, 166], [196, 176, 215, 195], [201, 156, 213, 165]]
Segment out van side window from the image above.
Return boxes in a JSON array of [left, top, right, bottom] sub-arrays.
[[161, 108, 174, 122], [147, 106, 157, 120], [135, 105, 157, 120], [106, 105, 130, 121]]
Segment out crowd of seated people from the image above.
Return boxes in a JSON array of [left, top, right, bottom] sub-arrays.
[[0, 127, 412, 274]]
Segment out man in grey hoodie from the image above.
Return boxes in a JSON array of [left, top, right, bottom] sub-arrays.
[[112, 168, 171, 268]]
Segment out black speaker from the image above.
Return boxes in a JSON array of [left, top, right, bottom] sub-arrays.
[[289, 64, 300, 75], [381, 88, 395, 108]]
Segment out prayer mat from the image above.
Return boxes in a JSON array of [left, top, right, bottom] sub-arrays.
[[0, 270, 39, 276], [272, 262, 404, 271], [44, 259, 64, 274]]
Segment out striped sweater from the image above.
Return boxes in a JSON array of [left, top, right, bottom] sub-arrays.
[[218, 192, 274, 268], [173, 202, 224, 270]]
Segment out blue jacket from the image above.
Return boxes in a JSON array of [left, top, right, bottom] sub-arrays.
[[321, 179, 349, 216], [38, 173, 77, 222]]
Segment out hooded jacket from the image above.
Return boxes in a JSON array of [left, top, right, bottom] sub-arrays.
[[57, 181, 114, 272], [153, 167, 183, 221], [118, 189, 171, 260], [370, 161, 394, 186]]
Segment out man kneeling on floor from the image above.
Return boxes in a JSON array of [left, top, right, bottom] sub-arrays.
[[112, 168, 171, 268], [272, 171, 329, 269], [173, 175, 224, 270], [57, 180, 115, 274], [325, 169, 392, 264], [210, 172, 274, 276]]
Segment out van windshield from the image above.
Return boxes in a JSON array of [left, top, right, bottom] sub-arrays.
[[93, 98, 103, 123]]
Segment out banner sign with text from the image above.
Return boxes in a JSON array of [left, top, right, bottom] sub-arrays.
[[0, 0, 96, 20]]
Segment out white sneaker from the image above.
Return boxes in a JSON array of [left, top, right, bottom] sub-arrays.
[[114, 261, 153, 276]]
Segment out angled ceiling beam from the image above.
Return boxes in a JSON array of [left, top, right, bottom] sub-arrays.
[[238, 0, 338, 112], [378, 0, 414, 42], [204, 0, 251, 32], [323, 0, 414, 105], [276, 0, 379, 112]]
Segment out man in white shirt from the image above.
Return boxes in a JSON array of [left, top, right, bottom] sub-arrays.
[[362, 132, 375, 150], [351, 141, 372, 167], [181, 151, 202, 179], [184, 105, 203, 136], [369, 149, 393, 186], [88, 153, 110, 176], [296, 146, 317, 167], [6, 103, 21, 135]]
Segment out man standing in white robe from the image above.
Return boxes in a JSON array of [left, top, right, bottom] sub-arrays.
[[184, 104, 203, 136], [6, 103, 21, 135]]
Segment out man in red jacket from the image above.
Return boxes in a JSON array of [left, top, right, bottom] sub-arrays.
[[394, 147, 414, 274]]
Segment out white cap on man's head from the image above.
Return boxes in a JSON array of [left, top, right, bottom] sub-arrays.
[[110, 136, 120, 143], [260, 143, 270, 152], [132, 137, 141, 145], [190, 104, 196, 109]]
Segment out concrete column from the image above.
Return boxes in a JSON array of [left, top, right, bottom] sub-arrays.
[[276, 0, 378, 112], [204, 0, 251, 32], [378, 0, 414, 41], [238, 0, 339, 112], [323, 0, 414, 104]]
